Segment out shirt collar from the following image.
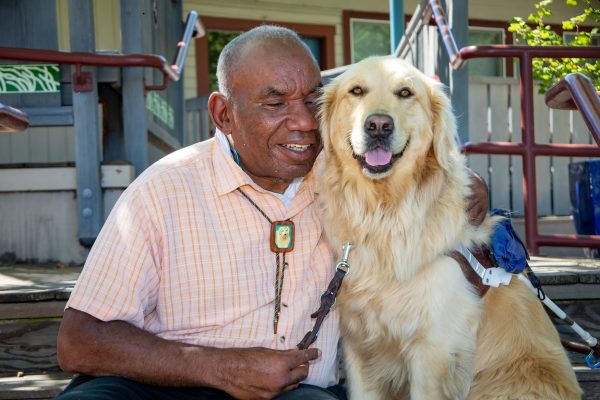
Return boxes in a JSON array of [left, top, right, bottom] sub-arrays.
[[213, 130, 255, 196]]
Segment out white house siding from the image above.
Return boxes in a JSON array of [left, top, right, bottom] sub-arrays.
[[182, 0, 353, 99], [56, 0, 121, 52], [0, 126, 75, 164], [467, 77, 597, 217]]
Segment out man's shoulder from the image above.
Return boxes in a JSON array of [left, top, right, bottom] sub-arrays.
[[128, 138, 217, 194]]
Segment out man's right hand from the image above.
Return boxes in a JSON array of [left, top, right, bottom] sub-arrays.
[[57, 308, 320, 400], [215, 347, 320, 399]]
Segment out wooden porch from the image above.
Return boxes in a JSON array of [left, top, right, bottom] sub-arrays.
[[0, 260, 599, 399]]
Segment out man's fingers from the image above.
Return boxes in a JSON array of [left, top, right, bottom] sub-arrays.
[[287, 361, 310, 384], [292, 348, 320, 366]]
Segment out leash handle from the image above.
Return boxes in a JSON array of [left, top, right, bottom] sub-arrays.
[[297, 243, 352, 350]]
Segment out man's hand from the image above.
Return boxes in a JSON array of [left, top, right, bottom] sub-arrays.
[[58, 309, 320, 400], [216, 347, 320, 399], [466, 169, 489, 226]]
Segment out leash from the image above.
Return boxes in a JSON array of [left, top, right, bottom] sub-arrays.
[[516, 266, 600, 369], [451, 227, 600, 368], [297, 214, 600, 369], [297, 242, 352, 350]]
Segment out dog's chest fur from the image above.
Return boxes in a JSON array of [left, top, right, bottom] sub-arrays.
[[319, 158, 486, 397]]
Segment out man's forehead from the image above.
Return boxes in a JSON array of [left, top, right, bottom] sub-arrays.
[[230, 42, 320, 96], [258, 82, 321, 98]]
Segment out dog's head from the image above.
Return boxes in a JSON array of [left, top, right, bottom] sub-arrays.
[[278, 226, 290, 239], [319, 56, 458, 180]]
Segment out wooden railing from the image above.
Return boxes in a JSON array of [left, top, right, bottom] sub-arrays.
[[0, 11, 204, 92], [0, 103, 28, 132]]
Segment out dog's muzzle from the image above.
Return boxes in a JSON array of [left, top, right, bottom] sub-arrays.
[[364, 113, 394, 139], [352, 113, 406, 176]]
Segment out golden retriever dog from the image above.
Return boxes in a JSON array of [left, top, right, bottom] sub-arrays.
[[318, 56, 581, 399]]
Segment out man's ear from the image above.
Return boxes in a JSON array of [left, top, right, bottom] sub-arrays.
[[207, 92, 232, 134]]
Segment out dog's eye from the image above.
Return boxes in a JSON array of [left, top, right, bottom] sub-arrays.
[[396, 88, 413, 98], [349, 86, 364, 96]]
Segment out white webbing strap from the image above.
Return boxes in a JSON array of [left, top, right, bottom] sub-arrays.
[[455, 246, 512, 287]]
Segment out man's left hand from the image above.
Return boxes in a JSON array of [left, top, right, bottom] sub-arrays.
[[467, 169, 489, 226]]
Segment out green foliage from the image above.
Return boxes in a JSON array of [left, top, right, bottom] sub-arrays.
[[508, 0, 599, 93], [208, 31, 240, 92]]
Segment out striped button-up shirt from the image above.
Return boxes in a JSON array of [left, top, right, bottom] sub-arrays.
[[66, 131, 339, 387]]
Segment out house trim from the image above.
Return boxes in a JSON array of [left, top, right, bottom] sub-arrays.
[[194, 16, 336, 96]]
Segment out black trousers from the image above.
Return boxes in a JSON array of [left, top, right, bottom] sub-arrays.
[[55, 374, 347, 400]]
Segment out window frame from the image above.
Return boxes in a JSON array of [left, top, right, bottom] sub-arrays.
[[563, 31, 600, 46], [467, 25, 507, 78], [349, 17, 392, 64], [343, 11, 392, 65], [194, 17, 335, 96]]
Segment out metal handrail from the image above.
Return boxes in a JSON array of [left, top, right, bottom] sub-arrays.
[[0, 103, 28, 132], [544, 72, 600, 144], [400, 0, 600, 255], [0, 11, 204, 91]]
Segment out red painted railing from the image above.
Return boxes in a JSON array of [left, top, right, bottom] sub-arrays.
[[459, 47, 600, 255], [391, 0, 600, 255], [0, 11, 204, 92], [0, 103, 28, 132]]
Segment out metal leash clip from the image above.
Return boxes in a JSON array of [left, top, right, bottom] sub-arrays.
[[335, 242, 352, 274]]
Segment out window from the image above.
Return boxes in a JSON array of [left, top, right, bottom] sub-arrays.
[[206, 32, 323, 92], [350, 18, 391, 63], [195, 17, 335, 96], [563, 32, 600, 46], [468, 27, 505, 77]]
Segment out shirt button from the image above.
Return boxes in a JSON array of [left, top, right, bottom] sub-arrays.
[[279, 336, 286, 343], [282, 302, 288, 308]]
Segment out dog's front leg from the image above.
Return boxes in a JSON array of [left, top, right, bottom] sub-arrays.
[[342, 340, 386, 400], [408, 340, 475, 400]]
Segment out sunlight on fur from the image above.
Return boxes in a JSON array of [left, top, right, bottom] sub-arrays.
[[318, 56, 581, 400]]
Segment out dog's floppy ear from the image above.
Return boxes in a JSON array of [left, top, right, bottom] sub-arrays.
[[427, 79, 459, 171], [317, 81, 339, 152]]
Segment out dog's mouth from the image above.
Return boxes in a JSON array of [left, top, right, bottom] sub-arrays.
[[352, 141, 408, 175]]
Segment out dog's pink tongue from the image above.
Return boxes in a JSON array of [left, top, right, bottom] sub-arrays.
[[365, 148, 392, 166]]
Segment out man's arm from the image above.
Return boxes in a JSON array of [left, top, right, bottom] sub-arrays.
[[466, 169, 489, 226], [57, 308, 319, 399]]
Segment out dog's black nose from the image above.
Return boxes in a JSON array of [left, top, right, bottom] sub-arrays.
[[364, 114, 394, 138]]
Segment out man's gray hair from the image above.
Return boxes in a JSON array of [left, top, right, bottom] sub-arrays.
[[216, 25, 318, 98]]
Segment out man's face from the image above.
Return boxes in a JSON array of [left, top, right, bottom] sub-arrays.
[[224, 41, 322, 190]]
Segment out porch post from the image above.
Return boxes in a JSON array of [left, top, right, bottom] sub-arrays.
[[447, 0, 469, 143], [68, 0, 103, 246], [120, 0, 149, 176], [390, 0, 405, 53]]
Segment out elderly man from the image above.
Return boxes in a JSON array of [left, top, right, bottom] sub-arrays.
[[56, 25, 487, 400]]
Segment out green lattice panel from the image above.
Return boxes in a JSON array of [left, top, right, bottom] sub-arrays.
[[0, 64, 60, 93], [146, 91, 175, 130]]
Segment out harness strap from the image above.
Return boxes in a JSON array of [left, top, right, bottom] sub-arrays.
[[448, 245, 502, 297], [448, 248, 488, 297]]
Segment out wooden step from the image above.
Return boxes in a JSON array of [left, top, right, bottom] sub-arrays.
[[0, 260, 599, 398], [0, 373, 72, 400]]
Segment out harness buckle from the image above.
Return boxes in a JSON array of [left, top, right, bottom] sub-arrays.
[[481, 267, 513, 287]]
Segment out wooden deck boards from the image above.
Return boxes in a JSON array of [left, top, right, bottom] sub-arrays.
[[0, 259, 599, 398]]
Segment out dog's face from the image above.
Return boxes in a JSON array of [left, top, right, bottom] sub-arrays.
[[278, 226, 290, 240], [319, 56, 456, 180]]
